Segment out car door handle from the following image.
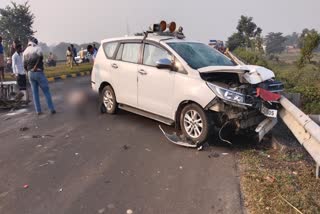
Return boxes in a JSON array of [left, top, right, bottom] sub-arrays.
[[111, 63, 118, 69], [138, 69, 147, 75]]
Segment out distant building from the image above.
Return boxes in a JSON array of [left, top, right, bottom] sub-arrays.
[[285, 45, 300, 54]]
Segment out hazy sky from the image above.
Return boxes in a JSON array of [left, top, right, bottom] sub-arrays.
[[1, 0, 319, 45]]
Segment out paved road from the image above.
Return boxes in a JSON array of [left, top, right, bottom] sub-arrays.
[[0, 77, 243, 214]]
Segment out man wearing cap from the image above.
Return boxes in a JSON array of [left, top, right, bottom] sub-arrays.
[[0, 36, 4, 83], [23, 37, 56, 115]]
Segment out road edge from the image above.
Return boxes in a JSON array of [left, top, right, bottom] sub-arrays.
[[47, 71, 91, 82]]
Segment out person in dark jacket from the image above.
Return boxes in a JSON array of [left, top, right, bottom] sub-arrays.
[[70, 44, 78, 66], [23, 37, 56, 115]]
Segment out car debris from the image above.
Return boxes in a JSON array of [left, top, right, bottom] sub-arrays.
[[208, 152, 220, 158], [123, 145, 130, 150], [23, 184, 29, 189], [19, 127, 29, 132], [126, 209, 133, 214], [159, 126, 197, 148]]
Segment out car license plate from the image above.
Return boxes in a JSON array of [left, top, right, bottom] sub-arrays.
[[261, 105, 277, 118]]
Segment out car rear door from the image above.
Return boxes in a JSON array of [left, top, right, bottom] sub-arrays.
[[110, 42, 142, 107], [137, 42, 175, 118]]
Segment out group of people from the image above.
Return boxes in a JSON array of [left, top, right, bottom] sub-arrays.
[[66, 43, 98, 68], [0, 36, 56, 115]]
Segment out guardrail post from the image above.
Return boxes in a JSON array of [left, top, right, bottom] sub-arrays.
[[317, 164, 320, 179]]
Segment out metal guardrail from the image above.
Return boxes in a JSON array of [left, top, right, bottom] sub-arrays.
[[279, 96, 320, 178]]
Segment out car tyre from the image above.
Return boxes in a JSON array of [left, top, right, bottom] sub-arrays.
[[180, 103, 211, 145], [100, 85, 117, 114]]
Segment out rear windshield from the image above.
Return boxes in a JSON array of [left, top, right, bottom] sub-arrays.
[[167, 42, 235, 69]]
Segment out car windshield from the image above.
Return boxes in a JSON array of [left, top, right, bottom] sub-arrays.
[[167, 42, 235, 69]]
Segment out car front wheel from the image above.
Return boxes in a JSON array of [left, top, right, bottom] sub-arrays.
[[100, 85, 117, 114], [180, 103, 211, 145]]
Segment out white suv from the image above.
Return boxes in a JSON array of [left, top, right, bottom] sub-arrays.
[[91, 23, 283, 146]]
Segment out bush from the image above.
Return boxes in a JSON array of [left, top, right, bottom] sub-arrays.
[[233, 48, 270, 69]]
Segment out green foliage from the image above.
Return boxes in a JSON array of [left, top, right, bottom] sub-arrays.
[[265, 32, 287, 54], [227, 16, 262, 51], [0, 1, 35, 49], [285, 32, 299, 47], [297, 29, 320, 68], [233, 48, 270, 68]]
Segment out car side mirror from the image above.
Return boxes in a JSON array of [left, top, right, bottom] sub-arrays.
[[156, 58, 172, 69]]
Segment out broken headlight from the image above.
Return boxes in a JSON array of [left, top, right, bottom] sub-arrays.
[[207, 82, 252, 106]]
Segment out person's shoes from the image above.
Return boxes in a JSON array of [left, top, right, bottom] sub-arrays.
[[37, 112, 43, 116], [51, 110, 56, 115]]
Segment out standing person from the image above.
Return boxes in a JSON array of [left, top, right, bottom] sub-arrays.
[[93, 44, 98, 52], [12, 44, 28, 101], [70, 44, 78, 66], [87, 45, 97, 63], [66, 47, 73, 68], [79, 47, 85, 63], [0, 36, 4, 83], [23, 37, 56, 115]]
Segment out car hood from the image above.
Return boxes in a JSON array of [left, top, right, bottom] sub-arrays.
[[198, 65, 275, 84]]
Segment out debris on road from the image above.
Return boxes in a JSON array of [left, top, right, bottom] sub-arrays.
[[75, 153, 79, 156], [208, 152, 220, 158], [107, 204, 115, 209], [0, 191, 9, 198], [58, 188, 63, 192], [159, 126, 197, 148], [23, 184, 29, 189], [179, 166, 183, 170], [126, 209, 133, 214], [39, 163, 49, 167], [36, 144, 42, 148], [222, 153, 229, 156], [98, 208, 106, 213], [39, 160, 55, 167], [32, 135, 54, 139], [19, 127, 29, 132], [145, 148, 151, 152], [123, 145, 130, 150]]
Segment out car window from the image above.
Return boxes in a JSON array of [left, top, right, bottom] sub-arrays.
[[143, 44, 171, 67], [121, 43, 141, 63], [103, 42, 118, 59], [167, 42, 235, 69], [116, 44, 124, 60]]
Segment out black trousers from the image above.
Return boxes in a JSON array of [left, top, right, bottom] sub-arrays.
[[17, 74, 27, 90]]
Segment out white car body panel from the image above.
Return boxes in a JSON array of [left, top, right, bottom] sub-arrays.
[[137, 64, 175, 118], [198, 65, 275, 84], [111, 60, 138, 107]]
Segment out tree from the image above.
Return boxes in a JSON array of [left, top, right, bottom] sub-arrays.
[[265, 32, 287, 54], [0, 1, 35, 53], [227, 16, 262, 51], [298, 29, 320, 68], [285, 32, 299, 47]]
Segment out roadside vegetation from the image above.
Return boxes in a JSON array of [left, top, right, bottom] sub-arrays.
[[228, 15, 320, 214], [239, 137, 320, 213], [4, 63, 92, 81]]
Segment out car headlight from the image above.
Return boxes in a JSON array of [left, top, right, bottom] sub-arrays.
[[207, 82, 251, 106]]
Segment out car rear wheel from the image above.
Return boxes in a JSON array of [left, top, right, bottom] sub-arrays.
[[180, 103, 211, 145], [100, 85, 117, 114]]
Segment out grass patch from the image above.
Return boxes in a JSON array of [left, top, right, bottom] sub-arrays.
[[4, 63, 92, 81], [239, 142, 320, 213]]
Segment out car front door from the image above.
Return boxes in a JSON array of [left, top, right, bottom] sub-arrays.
[[111, 42, 141, 107], [137, 43, 175, 118]]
